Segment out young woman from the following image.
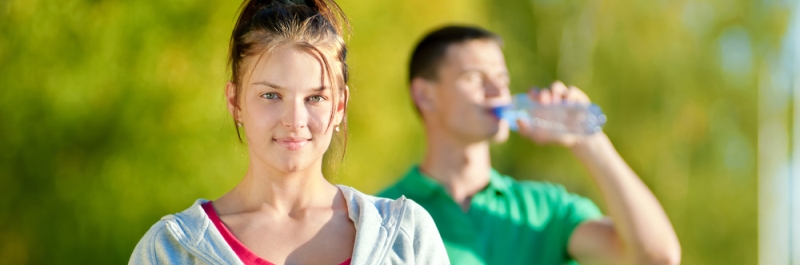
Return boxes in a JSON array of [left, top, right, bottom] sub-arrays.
[[129, 0, 448, 264]]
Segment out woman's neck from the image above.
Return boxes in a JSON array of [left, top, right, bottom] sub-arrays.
[[215, 160, 340, 217]]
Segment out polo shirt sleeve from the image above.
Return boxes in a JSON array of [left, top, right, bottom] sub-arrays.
[[519, 181, 603, 245], [563, 189, 602, 233], [546, 183, 603, 243]]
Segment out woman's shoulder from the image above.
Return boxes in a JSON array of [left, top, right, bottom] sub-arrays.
[[130, 218, 181, 264], [129, 199, 239, 265], [336, 185, 449, 264], [336, 185, 405, 216], [129, 206, 196, 264], [336, 185, 433, 229]]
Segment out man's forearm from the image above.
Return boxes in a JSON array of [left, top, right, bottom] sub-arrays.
[[570, 133, 681, 264]]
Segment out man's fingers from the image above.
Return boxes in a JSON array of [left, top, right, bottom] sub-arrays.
[[527, 87, 540, 102], [538, 88, 552, 104], [517, 118, 531, 134], [517, 119, 546, 143], [550, 81, 569, 104], [536, 81, 592, 106], [567, 85, 591, 104]]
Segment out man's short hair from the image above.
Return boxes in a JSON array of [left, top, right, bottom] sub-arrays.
[[408, 25, 503, 82]]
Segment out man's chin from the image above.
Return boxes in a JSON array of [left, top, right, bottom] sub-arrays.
[[490, 121, 510, 143]]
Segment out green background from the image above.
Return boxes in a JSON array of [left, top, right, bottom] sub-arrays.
[[0, 0, 789, 264]]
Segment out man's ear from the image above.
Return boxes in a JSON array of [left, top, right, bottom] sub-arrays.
[[225, 81, 241, 122], [410, 77, 436, 113]]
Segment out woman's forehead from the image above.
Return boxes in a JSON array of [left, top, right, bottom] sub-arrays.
[[245, 46, 333, 88]]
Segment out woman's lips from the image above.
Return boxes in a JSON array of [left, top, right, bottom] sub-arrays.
[[274, 138, 311, 151]]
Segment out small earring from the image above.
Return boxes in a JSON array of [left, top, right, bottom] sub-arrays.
[[334, 125, 340, 132], [236, 122, 243, 127]]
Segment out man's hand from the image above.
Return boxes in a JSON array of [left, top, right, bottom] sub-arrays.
[[516, 80, 598, 148], [517, 80, 681, 265]]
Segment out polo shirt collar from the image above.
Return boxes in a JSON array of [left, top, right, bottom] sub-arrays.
[[486, 168, 511, 196], [398, 166, 443, 199], [399, 165, 511, 199]]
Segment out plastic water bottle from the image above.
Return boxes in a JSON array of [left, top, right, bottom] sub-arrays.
[[491, 94, 607, 135]]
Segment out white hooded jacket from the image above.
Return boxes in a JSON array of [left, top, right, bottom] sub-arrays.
[[129, 185, 450, 265]]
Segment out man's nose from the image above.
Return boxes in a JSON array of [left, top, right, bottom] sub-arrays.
[[484, 78, 505, 98]]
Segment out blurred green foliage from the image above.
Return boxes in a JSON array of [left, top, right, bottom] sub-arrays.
[[0, 0, 789, 264]]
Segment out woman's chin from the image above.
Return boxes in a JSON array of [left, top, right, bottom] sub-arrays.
[[272, 158, 317, 174], [254, 148, 326, 174], [272, 160, 305, 173]]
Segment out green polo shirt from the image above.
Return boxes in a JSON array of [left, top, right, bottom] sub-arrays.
[[377, 166, 602, 265]]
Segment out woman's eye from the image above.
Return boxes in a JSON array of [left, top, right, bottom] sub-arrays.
[[261, 93, 279, 99], [308, 95, 326, 102]]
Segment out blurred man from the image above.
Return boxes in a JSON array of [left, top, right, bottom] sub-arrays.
[[378, 25, 681, 265]]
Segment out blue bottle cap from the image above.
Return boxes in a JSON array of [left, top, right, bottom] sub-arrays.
[[491, 105, 519, 131]]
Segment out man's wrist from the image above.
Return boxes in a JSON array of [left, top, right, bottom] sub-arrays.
[[569, 132, 614, 159]]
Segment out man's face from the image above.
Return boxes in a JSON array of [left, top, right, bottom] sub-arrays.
[[425, 39, 512, 143]]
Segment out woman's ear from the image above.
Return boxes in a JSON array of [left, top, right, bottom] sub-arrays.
[[225, 81, 240, 122], [410, 77, 435, 113], [334, 85, 349, 125]]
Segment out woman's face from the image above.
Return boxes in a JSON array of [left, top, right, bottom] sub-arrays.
[[229, 45, 345, 174]]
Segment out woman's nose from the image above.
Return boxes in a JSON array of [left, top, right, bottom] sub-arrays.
[[281, 99, 308, 131]]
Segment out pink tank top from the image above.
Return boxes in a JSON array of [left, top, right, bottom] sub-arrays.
[[202, 201, 351, 265]]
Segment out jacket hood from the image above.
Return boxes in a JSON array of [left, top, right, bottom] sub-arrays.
[[162, 185, 409, 265]]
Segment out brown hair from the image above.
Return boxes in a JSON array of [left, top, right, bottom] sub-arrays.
[[409, 25, 502, 82], [228, 0, 350, 163]]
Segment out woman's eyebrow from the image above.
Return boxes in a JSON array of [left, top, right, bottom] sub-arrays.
[[252, 81, 328, 92], [252, 81, 284, 89]]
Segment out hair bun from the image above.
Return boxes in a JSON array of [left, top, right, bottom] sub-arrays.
[[239, 0, 348, 36], [282, 0, 307, 5]]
